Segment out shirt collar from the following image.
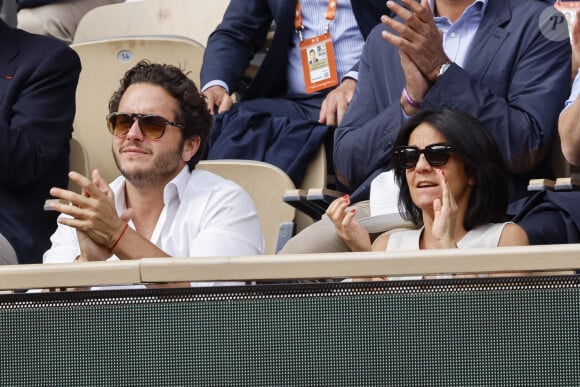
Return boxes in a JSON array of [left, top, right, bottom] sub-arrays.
[[428, 0, 488, 20], [162, 165, 191, 205], [113, 164, 191, 211]]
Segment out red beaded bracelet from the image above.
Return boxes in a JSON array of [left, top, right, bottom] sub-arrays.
[[108, 223, 129, 254], [402, 87, 423, 109]]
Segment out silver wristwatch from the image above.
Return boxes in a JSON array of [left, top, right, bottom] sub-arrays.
[[438, 62, 452, 79]]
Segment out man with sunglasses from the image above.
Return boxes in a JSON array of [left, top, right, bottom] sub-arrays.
[[43, 61, 264, 284], [280, 0, 571, 254], [0, 3, 81, 265]]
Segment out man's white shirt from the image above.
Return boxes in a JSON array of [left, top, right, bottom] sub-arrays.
[[43, 166, 265, 287]]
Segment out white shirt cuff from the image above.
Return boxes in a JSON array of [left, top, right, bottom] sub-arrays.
[[201, 80, 230, 94]]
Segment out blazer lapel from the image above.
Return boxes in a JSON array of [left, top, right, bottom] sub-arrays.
[[269, 0, 296, 50], [463, 0, 512, 77], [246, 0, 296, 98]]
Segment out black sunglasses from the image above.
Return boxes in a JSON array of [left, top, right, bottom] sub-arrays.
[[106, 112, 184, 139], [394, 143, 453, 169]]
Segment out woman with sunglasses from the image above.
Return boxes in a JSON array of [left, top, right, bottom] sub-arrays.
[[327, 109, 528, 255]]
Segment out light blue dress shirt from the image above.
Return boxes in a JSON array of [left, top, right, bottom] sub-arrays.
[[431, 0, 487, 69], [565, 70, 580, 108], [286, 0, 364, 94]]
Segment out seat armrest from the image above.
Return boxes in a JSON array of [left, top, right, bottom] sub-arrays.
[[305, 188, 344, 217], [555, 177, 580, 191], [283, 189, 326, 220], [527, 178, 555, 191]]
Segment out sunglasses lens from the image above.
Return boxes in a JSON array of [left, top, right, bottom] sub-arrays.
[[107, 113, 133, 136], [395, 144, 452, 168], [106, 113, 169, 138], [425, 145, 451, 166], [139, 115, 167, 138], [396, 148, 420, 169]]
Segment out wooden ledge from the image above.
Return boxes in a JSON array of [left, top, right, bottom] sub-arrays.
[[0, 260, 141, 291], [1, 244, 579, 290], [140, 244, 580, 282]]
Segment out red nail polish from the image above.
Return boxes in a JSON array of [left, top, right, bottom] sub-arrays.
[[351, 209, 356, 214]]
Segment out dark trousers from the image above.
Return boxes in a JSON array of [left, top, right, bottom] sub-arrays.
[[207, 94, 331, 186]]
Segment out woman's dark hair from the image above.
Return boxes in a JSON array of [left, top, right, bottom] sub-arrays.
[[393, 109, 509, 230], [108, 60, 211, 170]]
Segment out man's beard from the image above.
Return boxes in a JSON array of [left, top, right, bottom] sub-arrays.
[[113, 141, 185, 188]]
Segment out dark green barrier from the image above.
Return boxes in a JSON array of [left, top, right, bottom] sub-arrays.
[[1, 276, 579, 386]]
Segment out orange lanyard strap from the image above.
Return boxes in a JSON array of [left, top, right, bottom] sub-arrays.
[[295, 1, 303, 31], [295, 0, 337, 40], [325, 0, 337, 23]]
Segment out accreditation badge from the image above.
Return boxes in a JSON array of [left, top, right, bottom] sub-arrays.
[[300, 32, 339, 94]]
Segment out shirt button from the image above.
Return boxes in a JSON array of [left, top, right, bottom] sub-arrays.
[[449, 32, 456, 38]]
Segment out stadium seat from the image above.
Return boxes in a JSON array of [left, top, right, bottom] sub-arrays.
[[68, 137, 91, 193], [73, 0, 229, 46], [197, 160, 296, 255]]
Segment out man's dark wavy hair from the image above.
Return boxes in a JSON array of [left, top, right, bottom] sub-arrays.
[[393, 109, 509, 230], [108, 60, 211, 170]]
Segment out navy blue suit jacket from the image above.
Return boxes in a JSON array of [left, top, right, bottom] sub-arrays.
[[334, 0, 571, 203], [0, 20, 81, 263], [201, 0, 388, 101]]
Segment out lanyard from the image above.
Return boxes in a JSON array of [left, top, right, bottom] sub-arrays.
[[294, 0, 338, 41]]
